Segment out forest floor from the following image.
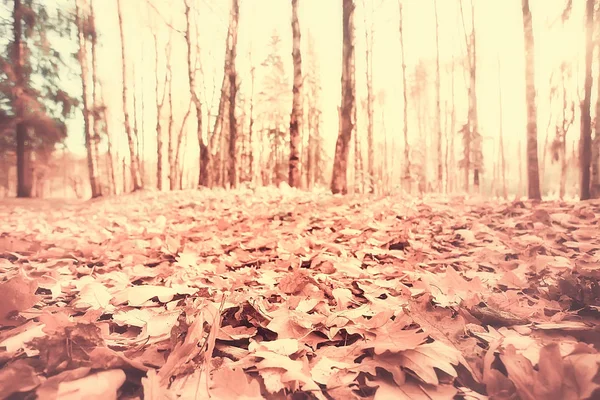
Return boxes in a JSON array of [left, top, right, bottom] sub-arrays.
[[0, 188, 599, 400]]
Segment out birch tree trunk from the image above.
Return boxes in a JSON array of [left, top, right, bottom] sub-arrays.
[[166, 62, 176, 190], [90, 0, 105, 195], [433, 0, 443, 191], [153, 32, 169, 191], [497, 58, 508, 199], [331, 0, 356, 194], [116, 0, 142, 191], [521, 0, 541, 200], [398, 0, 411, 193], [75, 0, 101, 198], [579, 0, 594, 200], [362, 0, 375, 193], [227, 0, 240, 189], [183, 0, 209, 190], [249, 62, 256, 184], [289, 0, 303, 188]]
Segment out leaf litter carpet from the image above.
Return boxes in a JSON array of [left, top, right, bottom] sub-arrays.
[[0, 189, 599, 400]]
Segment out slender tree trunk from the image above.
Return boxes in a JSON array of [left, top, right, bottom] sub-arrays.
[[89, 0, 104, 196], [459, 0, 479, 192], [153, 33, 168, 191], [183, 0, 209, 190], [398, 0, 410, 193], [469, 0, 480, 190], [449, 57, 456, 193], [362, 0, 375, 193], [132, 62, 142, 186], [100, 87, 116, 194], [560, 140, 567, 199], [167, 64, 176, 190], [579, 0, 594, 200], [249, 64, 256, 184], [226, 0, 240, 189], [140, 52, 146, 183], [289, 0, 303, 188], [593, 7, 600, 197], [353, 106, 362, 193], [433, 0, 443, 191], [592, 1, 600, 198], [209, 27, 235, 188], [558, 66, 575, 200], [331, 0, 356, 194], [75, 0, 101, 198], [174, 101, 193, 188], [541, 100, 553, 191], [518, 140, 523, 198], [13, 0, 32, 198], [116, 0, 142, 191], [521, 0, 541, 200], [497, 58, 508, 199]]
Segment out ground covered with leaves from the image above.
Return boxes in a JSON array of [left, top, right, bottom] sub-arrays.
[[0, 188, 599, 399]]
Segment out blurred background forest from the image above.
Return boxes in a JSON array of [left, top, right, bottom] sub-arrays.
[[0, 0, 599, 200]]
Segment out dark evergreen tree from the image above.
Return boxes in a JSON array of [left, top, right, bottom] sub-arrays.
[[0, 0, 78, 197]]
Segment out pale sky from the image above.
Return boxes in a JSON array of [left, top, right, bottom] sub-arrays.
[[33, 0, 594, 192]]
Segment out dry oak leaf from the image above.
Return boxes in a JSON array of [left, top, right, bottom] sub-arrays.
[[499, 343, 600, 400], [369, 375, 457, 400], [35, 367, 91, 399], [217, 324, 258, 341], [310, 355, 354, 386], [112, 308, 180, 338], [209, 366, 263, 400], [364, 318, 428, 355], [52, 369, 126, 400], [0, 274, 39, 325], [74, 282, 112, 311], [112, 285, 196, 307], [0, 321, 46, 353], [278, 269, 311, 295], [399, 341, 462, 385], [252, 351, 323, 395], [0, 359, 41, 399]]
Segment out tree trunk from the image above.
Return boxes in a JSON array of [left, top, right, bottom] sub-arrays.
[[75, 0, 101, 198], [116, 0, 142, 191], [459, 0, 479, 192], [175, 101, 193, 188], [449, 56, 456, 193], [249, 63, 256, 184], [132, 61, 143, 186], [593, 1, 600, 197], [289, 0, 303, 188], [331, 0, 356, 195], [362, 0, 375, 193], [167, 63, 176, 190], [398, 0, 410, 193], [497, 58, 508, 199], [89, 0, 105, 196], [13, 0, 32, 198], [518, 140, 523, 198], [183, 0, 208, 191], [353, 105, 362, 193], [579, 0, 594, 200], [560, 141, 567, 199], [209, 46, 233, 187], [521, 0, 542, 200], [153, 32, 168, 191], [433, 0, 443, 191], [226, 0, 240, 189]]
